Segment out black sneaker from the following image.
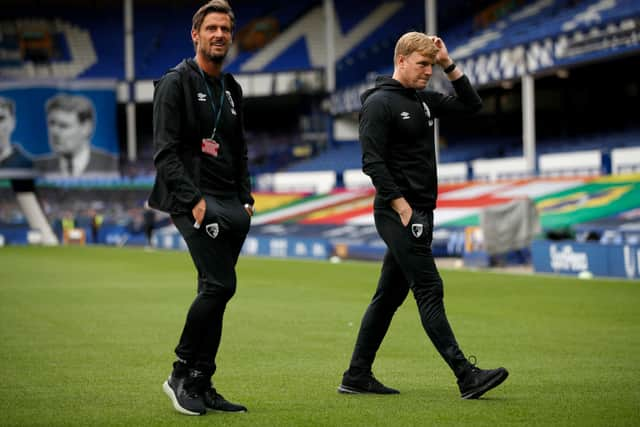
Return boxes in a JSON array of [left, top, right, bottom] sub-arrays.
[[338, 370, 400, 394], [162, 369, 207, 415], [457, 358, 508, 399], [203, 388, 248, 412]]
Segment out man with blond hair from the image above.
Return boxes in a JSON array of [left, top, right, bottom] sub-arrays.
[[338, 32, 508, 399]]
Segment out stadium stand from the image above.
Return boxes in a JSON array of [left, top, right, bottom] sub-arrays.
[[284, 141, 361, 172], [472, 157, 532, 181], [0, 186, 24, 226], [134, 0, 320, 79], [2, 5, 123, 79], [611, 146, 640, 174], [0, 0, 639, 279]]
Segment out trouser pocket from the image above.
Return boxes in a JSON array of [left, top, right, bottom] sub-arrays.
[[406, 210, 433, 250]]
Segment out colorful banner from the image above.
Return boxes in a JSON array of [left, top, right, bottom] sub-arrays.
[[536, 177, 640, 229], [0, 81, 119, 179], [438, 176, 640, 230]]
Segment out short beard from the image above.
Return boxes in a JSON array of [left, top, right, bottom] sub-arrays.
[[199, 45, 227, 64], [206, 53, 226, 64]]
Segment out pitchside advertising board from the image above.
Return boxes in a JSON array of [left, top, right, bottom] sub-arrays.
[[532, 240, 640, 280], [0, 81, 119, 179], [151, 226, 332, 260]]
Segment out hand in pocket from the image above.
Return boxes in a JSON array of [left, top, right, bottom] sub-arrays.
[[192, 198, 206, 228]]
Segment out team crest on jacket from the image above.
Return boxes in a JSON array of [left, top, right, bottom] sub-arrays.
[[225, 90, 237, 115], [205, 223, 219, 239], [411, 223, 423, 238]]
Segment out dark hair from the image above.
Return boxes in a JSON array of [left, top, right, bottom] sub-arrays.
[[192, 0, 235, 33], [46, 94, 94, 124]]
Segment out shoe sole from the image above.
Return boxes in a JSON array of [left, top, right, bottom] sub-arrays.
[[162, 380, 204, 416], [338, 384, 364, 394], [207, 407, 248, 413], [461, 370, 509, 399], [337, 384, 400, 395]]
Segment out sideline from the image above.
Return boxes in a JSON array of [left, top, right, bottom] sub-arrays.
[[436, 257, 534, 275]]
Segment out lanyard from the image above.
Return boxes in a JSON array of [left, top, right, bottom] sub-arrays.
[[197, 67, 225, 139]]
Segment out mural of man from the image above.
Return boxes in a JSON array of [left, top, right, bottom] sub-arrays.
[[0, 96, 34, 178], [35, 94, 118, 176]]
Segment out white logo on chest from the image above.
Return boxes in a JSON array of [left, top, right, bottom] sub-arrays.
[[197, 92, 207, 102], [401, 111, 411, 120]]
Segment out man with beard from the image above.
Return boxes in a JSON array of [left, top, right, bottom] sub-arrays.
[[338, 32, 508, 399], [148, 0, 254, 416]]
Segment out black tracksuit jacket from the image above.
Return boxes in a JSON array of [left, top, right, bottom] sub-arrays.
[[360, 75, 482, 210], [148, 58, 254, 215]]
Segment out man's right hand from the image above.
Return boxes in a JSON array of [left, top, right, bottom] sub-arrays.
[[391, 197, 412, 227], [192, 198, 206, 228]]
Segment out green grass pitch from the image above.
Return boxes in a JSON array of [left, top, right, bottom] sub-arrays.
[[1, 246, 639, 426]]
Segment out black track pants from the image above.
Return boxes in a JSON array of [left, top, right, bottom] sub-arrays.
[[349, 206, 469, 377], [171, 194, 250, 376]]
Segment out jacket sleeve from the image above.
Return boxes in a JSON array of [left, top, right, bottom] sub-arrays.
[[152, 72, 202, 210], [426, 75, 483, 118], [233, 83, 254, 206], [360, 95, 403, 202]]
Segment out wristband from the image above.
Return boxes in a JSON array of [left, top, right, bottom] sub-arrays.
[[443, 62, 456, 74], [244, 203, 254, 214]]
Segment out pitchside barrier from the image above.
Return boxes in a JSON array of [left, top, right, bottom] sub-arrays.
[[240, 235, 332, 259], [531, 240, 640, 280], [151, 225, 332, 260]]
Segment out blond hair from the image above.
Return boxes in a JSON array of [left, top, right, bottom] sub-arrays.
[[393, 32, 439, 64]]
